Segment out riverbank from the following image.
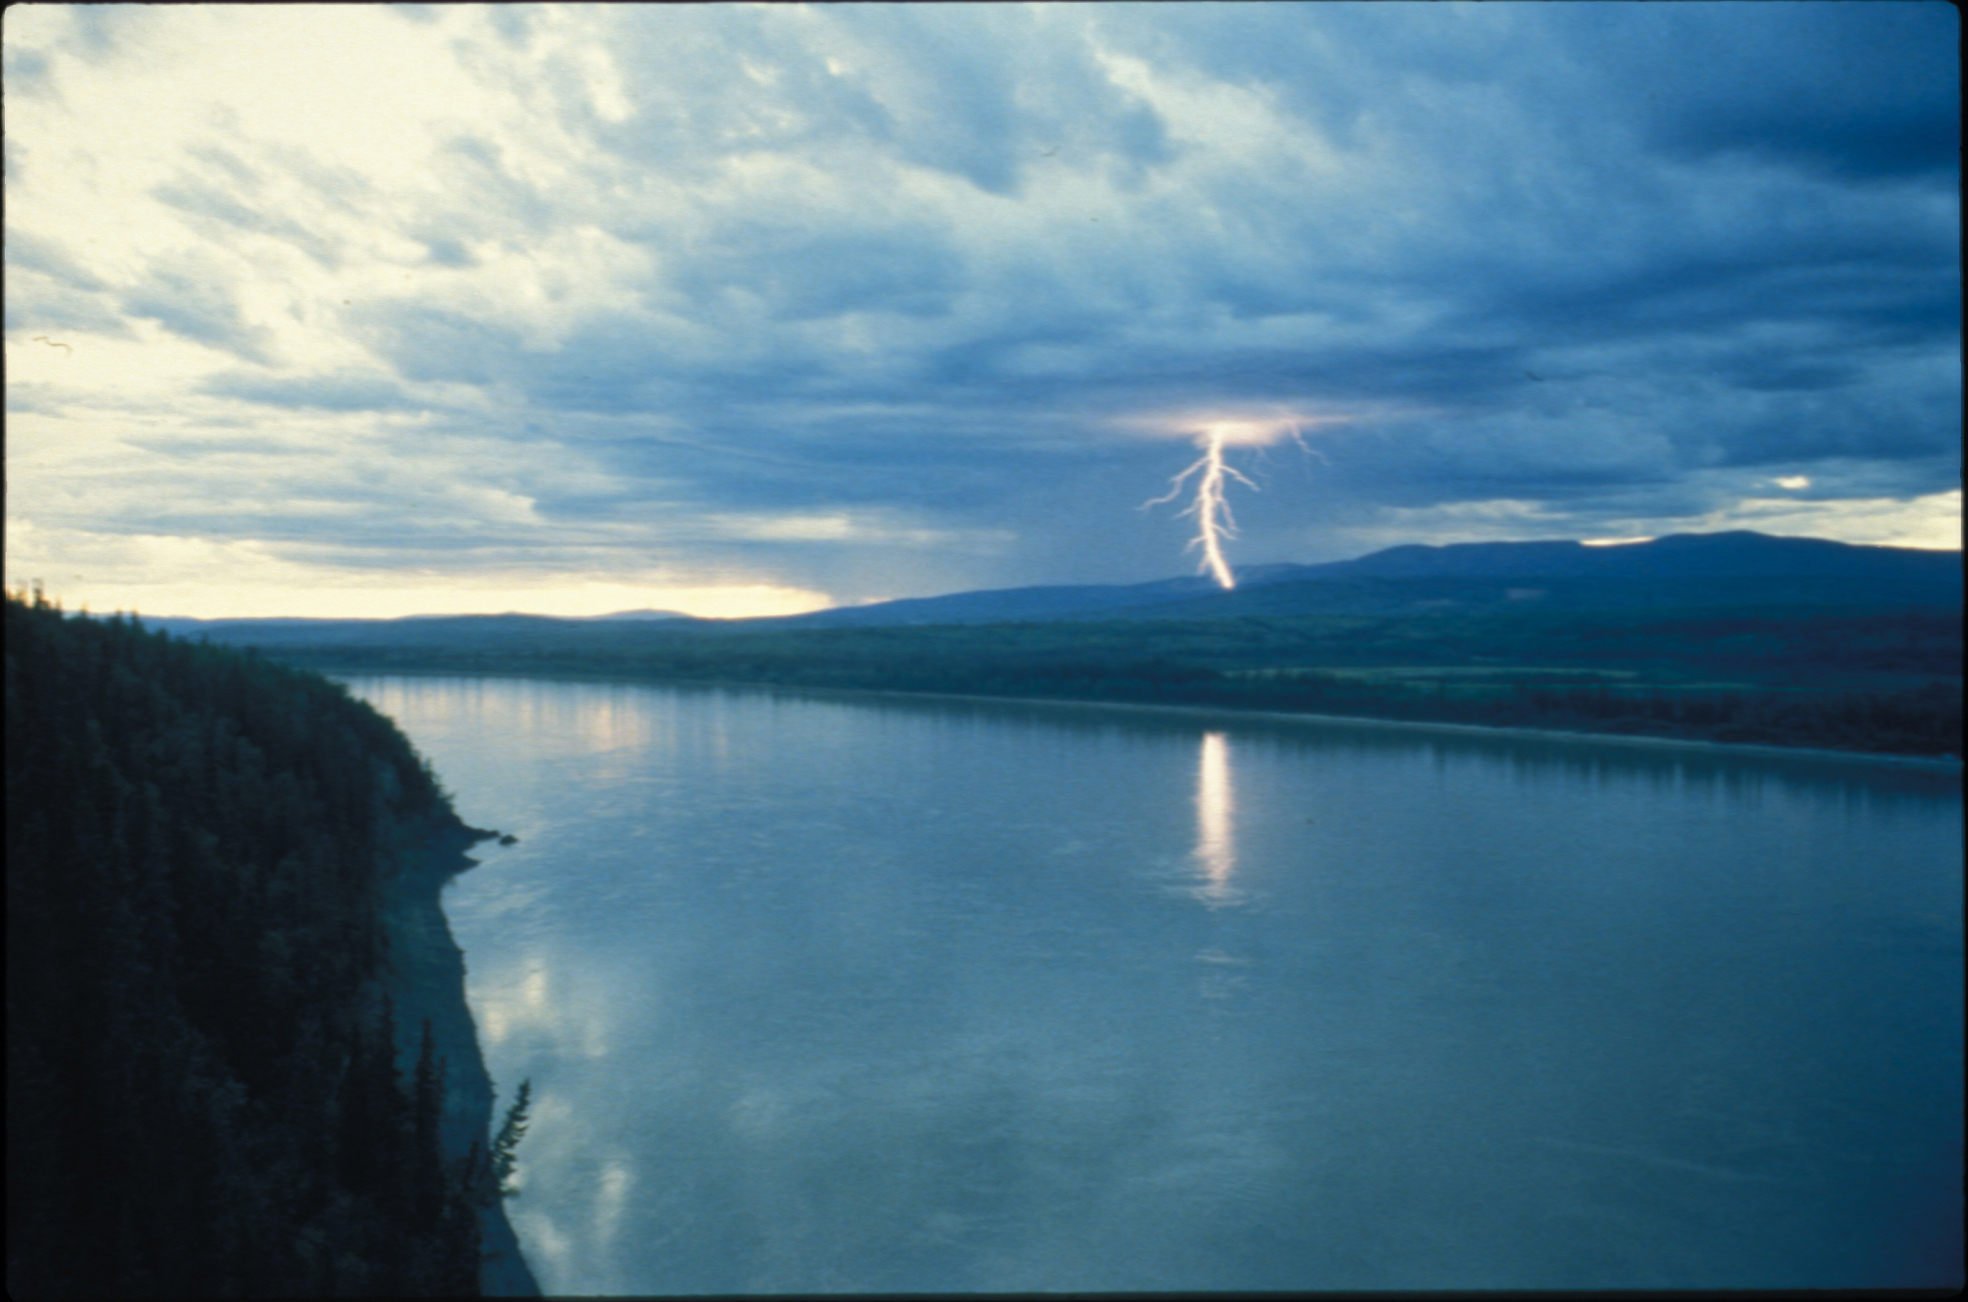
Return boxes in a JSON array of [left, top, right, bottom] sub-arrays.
[[378, 815, 542, 1298], [803, 685, 1968, 772], [329, 666, 1965, 772]]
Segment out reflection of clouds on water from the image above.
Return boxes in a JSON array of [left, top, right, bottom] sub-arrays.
[[1137, 1121, 1289, 1208], [595, 1158, 635, 1248], [476, 953, 612, 1060], [510, 1210, 570, 1283], [574, 693, 656, 756], [1199, 971, 1249, 1000], [359, 677, 1960, 1295], [1196, 946, 1252, 1000], [729, 1080, 809, 1142], [505, 1092, 652, 1296], [476, 956, 551, 1047]]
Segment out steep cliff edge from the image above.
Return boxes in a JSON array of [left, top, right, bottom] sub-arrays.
[[380, 816, 541, 1297], [6, 592, 539, 1296]]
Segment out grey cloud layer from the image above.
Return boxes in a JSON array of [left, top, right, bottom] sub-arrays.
[[8, 2, 1959, 593]]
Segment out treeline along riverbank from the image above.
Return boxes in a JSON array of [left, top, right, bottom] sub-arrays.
[[6, 592, 538, 1298], [230, 604, 1962, 758]]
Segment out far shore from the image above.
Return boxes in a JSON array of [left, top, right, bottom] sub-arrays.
[[793, 684, 1968, 772], [329, 666, 1964, 772]]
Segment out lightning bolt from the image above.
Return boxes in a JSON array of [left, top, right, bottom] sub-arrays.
[[1144, 425, 1259, 590]]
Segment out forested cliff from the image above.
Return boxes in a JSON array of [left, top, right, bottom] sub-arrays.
[[6, 591, 520, 1297]]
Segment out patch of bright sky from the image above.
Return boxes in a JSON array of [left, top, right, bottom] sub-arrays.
[[8, 535, 832, 625], [1351, 489, 1963, 554], [1685, 489, 1962, 551]]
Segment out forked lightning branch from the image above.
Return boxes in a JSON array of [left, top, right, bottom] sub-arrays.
[[1143, 418, 1314, 591]]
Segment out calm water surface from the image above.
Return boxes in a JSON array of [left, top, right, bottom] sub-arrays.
[[341, 676, 1962, 1295]]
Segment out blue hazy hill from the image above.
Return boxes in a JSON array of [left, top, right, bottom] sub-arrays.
[[133, 531, 1958, 642], [134, 608, 698, 643], [771, 531, 1960, 627], [1297, 530, 1959, 582]]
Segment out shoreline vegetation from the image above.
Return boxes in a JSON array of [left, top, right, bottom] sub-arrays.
[[682, 680, 1968, 771], [253, 602, 1963, 761], [5, 592, 539, 1297], [324, 668, 1966, 772], [338, 658, 1967, 763]]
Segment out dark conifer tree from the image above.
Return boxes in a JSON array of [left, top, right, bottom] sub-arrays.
[[5, 592, 503, 1297], [490, 1080, 533, 1201], [413, 1019, 449, 1232]]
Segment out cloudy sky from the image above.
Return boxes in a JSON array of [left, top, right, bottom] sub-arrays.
[[5, 2, 1960, 619]]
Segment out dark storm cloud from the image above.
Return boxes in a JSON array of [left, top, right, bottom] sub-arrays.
[[480, 1, 1956, 520], [1560, 2, 1960, 182], [154, 10, 1968, 571], [667, 222, 968, 323], [584, 3, 1173, 196], [348, 305, 521, 388], [8, 2, 1957, 609]]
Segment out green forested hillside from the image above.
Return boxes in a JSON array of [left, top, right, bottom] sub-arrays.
[[6, 591, 512, 1297]]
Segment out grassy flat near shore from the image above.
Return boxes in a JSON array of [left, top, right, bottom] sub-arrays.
[[213, 602, 1961, 758]]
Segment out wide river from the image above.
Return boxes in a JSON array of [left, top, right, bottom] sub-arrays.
[[342, 675, 1962, 1295]]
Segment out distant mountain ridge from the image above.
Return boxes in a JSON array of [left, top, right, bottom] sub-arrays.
[[133, 531, 1958, 642], [1295, 531, 1958, 582], [770, 531, 1960, 627], [135, 607, 696, 638]]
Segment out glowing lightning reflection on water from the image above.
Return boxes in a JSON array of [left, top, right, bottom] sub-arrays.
[[1143, 425, 1259, 590], [1195, 730, 1236, 900]]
